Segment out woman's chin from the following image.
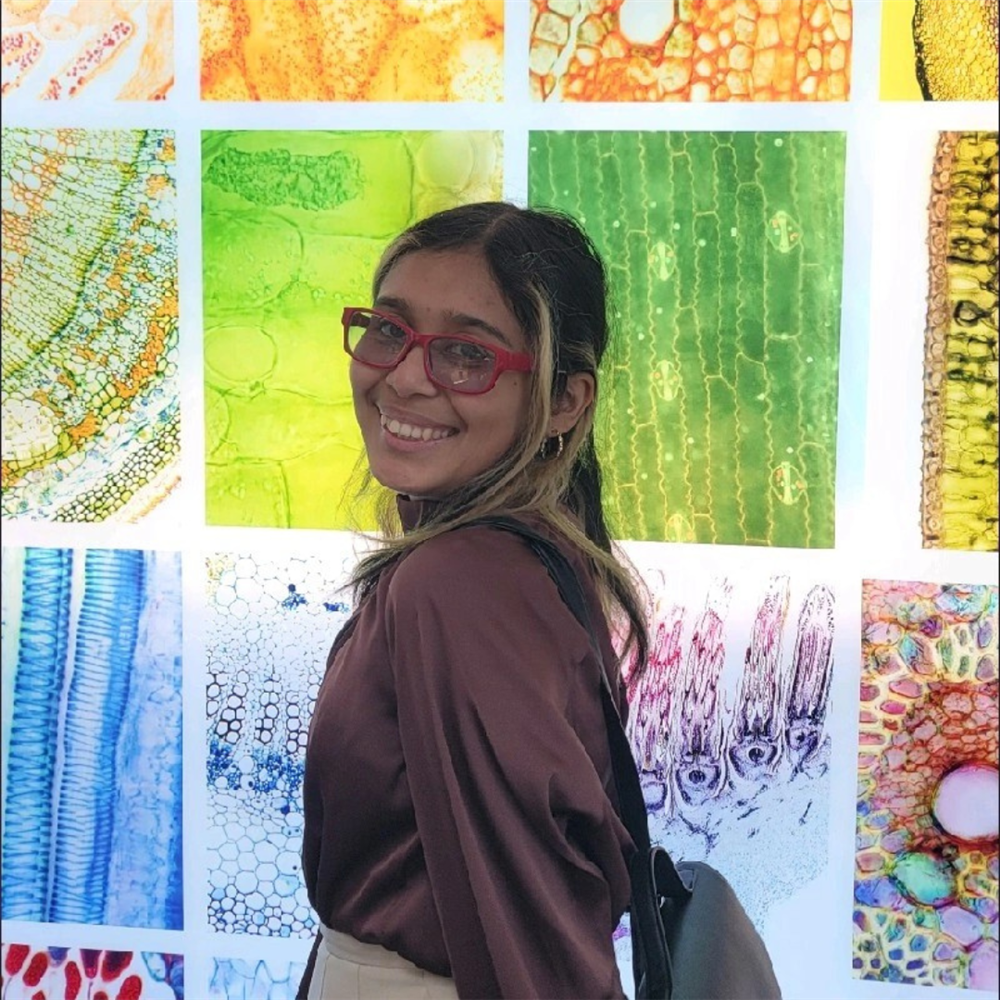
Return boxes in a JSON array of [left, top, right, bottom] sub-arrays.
[[368, 461, 445, 500]]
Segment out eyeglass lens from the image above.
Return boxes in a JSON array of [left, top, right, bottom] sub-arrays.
[[347, 310, 498, 391]]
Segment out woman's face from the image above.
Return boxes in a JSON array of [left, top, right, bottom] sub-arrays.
[[350, 249, 532, 499]]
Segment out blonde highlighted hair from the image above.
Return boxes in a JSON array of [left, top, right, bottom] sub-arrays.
[[350, 202, 649, 674]]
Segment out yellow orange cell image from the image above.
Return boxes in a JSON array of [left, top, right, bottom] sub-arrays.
[[200, 0, 503, 101], [530, 0, 852, 102], [922, 132, 999, 552], [881, 0, 998, 102], [2, 129, 179, 522], [1, 0, 173, 101], [202, 130, 502, 530]]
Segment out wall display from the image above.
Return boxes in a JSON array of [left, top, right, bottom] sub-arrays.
[[0, 944, 184, 1000], [529, 0, 852, 102], [206, 548, 354, 938], [209, 957, 306, 1000], [922, 131, 999, 553], [611, 558, 835, 979], [1, 128, 180, 523], [2, 2, 999, 998], [0, 0, 174, 101], [199, 0, 503, 101], [202, 129, 503, 531], [530, 129, 845, 547], [879, 0, 999, 102], [855, 580, 998, 991], [0, 547, 183, 930]]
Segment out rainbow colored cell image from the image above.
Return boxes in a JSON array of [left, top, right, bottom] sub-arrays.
[[855, 580, 999, 990], [0, 945, 183, 1000], [880, 0, 998, 102], [530, 0, 852, 102], [530, 130, 845, 546], [202, 130, 502, 530], [1, 0, 174, 101], [200, 0, 503, 101]]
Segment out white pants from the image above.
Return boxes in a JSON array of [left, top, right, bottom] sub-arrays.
[[308, 923, 459, 1000]]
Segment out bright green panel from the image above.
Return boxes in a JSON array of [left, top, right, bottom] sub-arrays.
[[529, 131, 845, 548], [203, 130, 503, 529]]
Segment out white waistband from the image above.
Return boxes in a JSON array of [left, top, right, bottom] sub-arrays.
[[320, 923, 436, 973]]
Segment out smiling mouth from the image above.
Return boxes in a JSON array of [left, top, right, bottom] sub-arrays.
[[380, 413, 457, 442]]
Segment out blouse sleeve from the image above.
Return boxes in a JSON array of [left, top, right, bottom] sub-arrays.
[[384, 527, 632, 1000]]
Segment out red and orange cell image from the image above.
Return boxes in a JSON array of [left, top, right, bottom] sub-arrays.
[[199, 0, 504, 101], [530, 0, 852, 102], [1, 0, 173, 101], [0, 945, 183, 1000], [854, 580, 999, 991]]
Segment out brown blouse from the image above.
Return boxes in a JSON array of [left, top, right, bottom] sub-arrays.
[[301, 499, 634, 999]]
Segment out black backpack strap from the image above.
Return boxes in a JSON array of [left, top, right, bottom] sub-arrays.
[[323, 607, 361, 674], [475, 516, 686, 998]]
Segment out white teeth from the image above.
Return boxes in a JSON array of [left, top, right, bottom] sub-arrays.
[[380, 413, 453, 442]]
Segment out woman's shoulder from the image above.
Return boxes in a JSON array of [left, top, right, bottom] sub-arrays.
[[382, 515, 597, 620], [387, 519, 556, 596]]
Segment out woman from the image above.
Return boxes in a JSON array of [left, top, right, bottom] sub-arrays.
[[300, 202, 649, 1000]]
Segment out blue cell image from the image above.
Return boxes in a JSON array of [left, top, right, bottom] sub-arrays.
[[1, 547, 183, 929], [206, 548, 355, 937]]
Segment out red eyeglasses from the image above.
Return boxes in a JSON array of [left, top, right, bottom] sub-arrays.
[[343, 307, 534, 395]]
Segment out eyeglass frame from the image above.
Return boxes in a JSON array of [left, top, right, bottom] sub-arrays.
[[342, 306, 535, 394]]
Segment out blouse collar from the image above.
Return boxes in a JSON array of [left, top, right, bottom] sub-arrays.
[[396, 494, 441, 533]]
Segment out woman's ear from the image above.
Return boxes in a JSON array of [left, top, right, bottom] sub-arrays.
[[549, 371, 595, 435]]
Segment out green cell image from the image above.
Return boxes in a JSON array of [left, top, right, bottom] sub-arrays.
[[529, 131, 846, 547], [202, 130, 503, 529]]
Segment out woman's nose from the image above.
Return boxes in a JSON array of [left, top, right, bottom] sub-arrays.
[[385, 344, 436, 396]]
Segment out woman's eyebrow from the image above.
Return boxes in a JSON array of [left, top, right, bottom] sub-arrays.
[[446, 311, 513, 348], [373, 294, 411, 315], [373, 296, 514, 348]]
